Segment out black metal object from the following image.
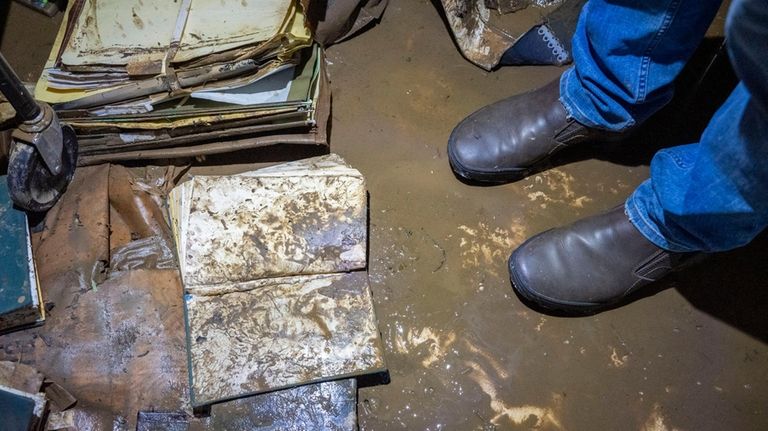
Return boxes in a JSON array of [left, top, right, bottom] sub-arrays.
[[7, 125, 78, 212], [0, 51, 78, 212], [0, 53, 41, 121], [13, 0, 63, 17]]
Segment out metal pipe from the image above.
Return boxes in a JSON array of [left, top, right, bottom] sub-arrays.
[[0, 52, 41, 121]]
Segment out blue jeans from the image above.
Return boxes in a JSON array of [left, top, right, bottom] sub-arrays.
[[560, 0, 768, 252]]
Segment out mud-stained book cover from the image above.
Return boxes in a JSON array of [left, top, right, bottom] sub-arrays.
[[168, 155, 385, 407]]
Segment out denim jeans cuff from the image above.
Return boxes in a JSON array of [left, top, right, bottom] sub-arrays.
[[624, 195, 692, 253], [559, 69, 601, 129], [559, 68, 637, 132]]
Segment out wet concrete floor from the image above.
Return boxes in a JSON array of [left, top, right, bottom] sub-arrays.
[[2, 0, 767, 430]]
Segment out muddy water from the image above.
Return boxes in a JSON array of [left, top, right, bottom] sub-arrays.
[[326, 1, 766, 430], [2, 0, 766, 429]]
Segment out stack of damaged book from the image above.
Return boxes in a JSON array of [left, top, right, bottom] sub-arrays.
[[168, 155, 386, 419], [34, 0, 330, 165]]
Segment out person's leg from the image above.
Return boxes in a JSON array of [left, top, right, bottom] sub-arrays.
[[561, 0, 723, 131], [508, 0, 768, 313], [626, 0, 768, 252], [448, 0, 722, 183]]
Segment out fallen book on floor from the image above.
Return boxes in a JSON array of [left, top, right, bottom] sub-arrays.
[[184, 272, 382, 406], [135, 379, 357, 430], [0, 385, 48, 431], [0, 177, 45, 334], [208, 378, 358, 430], [34, 0, 330, 164], [0, 362, 76, 431], [168, 155, 385, 407]]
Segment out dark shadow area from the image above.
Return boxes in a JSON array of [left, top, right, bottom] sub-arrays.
[[0, 2, 11, 45], [0, 129, 10, 174], [356, 370, 391, 388], [428, 0, 450, 34], [1, 1, 66, 81], [1, 0, 65, 19], [551, 36, 738, 168], [671, 230, 768, 344], [187, 142, 329, 166]]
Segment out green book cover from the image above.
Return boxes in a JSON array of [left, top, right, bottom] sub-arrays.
[[0, 386, 37, 431], [0, 385, 48, 430], [0, 176, 44, 334]]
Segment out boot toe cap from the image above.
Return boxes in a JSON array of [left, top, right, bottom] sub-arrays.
[[447, 117, 494, 174], [508, 231, 606, 312], [508, 236, 563, 306]]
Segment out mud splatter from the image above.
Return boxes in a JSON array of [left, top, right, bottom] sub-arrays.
[[81, 0, 101, 44], [610, 347, 630, 368], [642, 403, 681, 431], [392, 325, 457, 368], [463, 339, 509, 380], [464, 338, 563, 428], [524, 168, 593, 209], [457, 222, 527, 276]]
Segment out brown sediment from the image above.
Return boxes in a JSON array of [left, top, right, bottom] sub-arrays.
[[2, 1, 765, 430]]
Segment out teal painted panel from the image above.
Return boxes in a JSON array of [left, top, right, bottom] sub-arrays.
[[0, 386, 36, 431], [0, 177, 41, 332]]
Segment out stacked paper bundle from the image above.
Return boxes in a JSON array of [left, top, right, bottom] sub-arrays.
[[34, 0, 330, 165]]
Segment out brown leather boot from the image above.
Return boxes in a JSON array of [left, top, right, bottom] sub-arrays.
[[448, 78, 627, 183], [508, 206, 701, 313]]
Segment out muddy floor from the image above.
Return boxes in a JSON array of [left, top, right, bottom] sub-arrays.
[[2, 0, 767, 430]]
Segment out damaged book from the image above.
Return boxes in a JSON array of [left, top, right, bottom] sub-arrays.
[[168, 154, 386, 407]]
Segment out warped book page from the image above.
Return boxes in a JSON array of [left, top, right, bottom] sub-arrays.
[[186, 272, 384, 406], [60, 0, 179, 68], [36, 0, 311, 104], [175, 0, 293, 63], [170, 154, 367, 288], [60, 0, 292, 67]]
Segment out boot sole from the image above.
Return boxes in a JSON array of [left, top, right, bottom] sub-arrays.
[[508, 239, 703, 315], [447, 142, 550, 184]]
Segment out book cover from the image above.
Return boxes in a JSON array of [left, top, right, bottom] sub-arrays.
[[0, 177, 44, 334]]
